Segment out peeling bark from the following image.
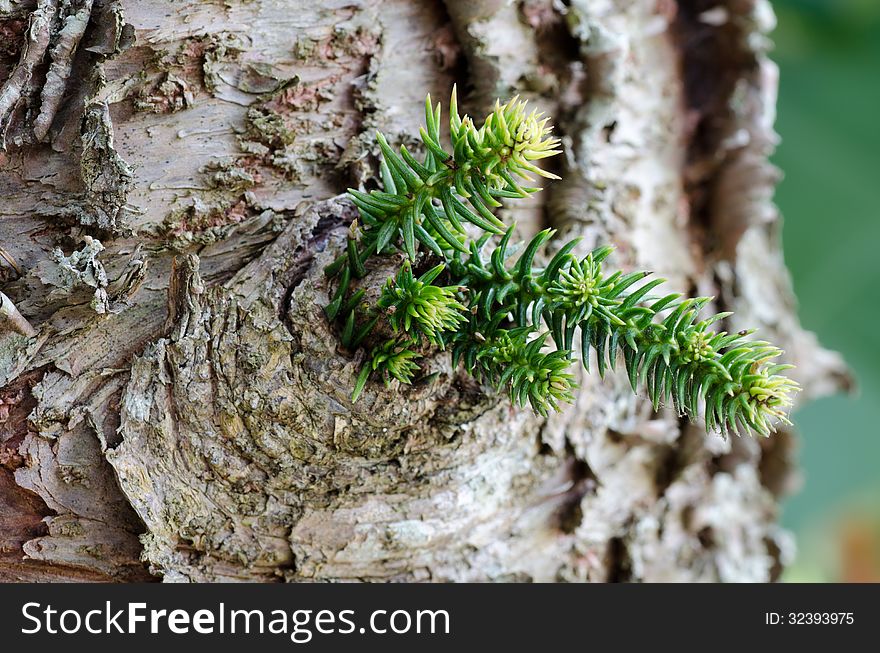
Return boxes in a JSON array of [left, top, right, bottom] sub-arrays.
[[0, 0, 56, 145], [0, 0, 848, 582], [33, 0, 94, 141]]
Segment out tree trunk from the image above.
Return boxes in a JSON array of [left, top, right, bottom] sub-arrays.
[[0, 0, 850, 582]]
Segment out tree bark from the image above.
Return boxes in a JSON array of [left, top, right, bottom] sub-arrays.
[[0, 0, 850, 582]]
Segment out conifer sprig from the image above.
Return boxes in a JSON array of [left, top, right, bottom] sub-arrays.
[[351, 340, 422, 404], [325, 92, 799, 437], [324, 88, 560, 318], [470, 327, 577, 417], [377, 263, 467, 345], [448, 228, 799, 436]]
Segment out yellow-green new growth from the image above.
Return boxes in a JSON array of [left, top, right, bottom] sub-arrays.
[[377, 263, 467, 345], [446, 90, 561, 196]]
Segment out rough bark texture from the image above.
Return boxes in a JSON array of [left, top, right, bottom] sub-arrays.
[[0, 0, 850, 582]]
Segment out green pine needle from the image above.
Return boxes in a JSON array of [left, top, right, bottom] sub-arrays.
[[326, 91, 799, 437]]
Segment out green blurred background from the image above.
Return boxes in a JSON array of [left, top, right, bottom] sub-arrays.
[[772, 0, 880, 581]]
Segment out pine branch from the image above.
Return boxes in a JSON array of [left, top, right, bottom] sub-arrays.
[[448, 229, 799, 436], [324, 88, 559, 319], [325, 92, 799, 437]]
